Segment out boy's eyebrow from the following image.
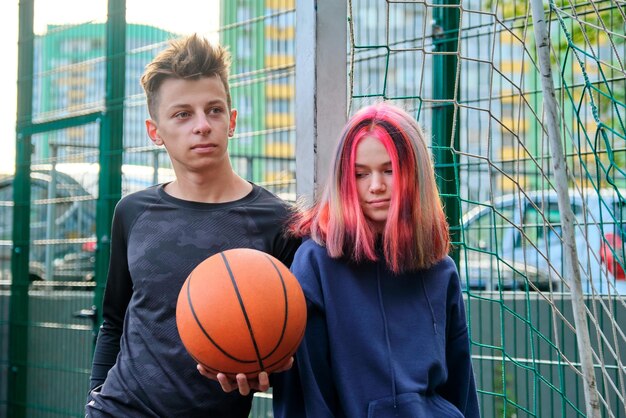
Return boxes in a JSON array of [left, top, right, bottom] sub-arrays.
[[166, 103, 191, 111], [204, 99, 228, 107], [166, 99, 227, 111]]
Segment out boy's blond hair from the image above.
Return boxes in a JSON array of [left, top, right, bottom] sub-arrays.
[[140, 34, 232, 119]]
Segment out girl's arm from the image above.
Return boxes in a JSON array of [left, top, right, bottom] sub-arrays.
[[439, 266, 481, 417]]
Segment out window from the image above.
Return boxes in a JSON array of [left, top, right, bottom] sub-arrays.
[[268, 98, 291, 114], [465, 202, 515, 254], [516, 200, 582, 249]]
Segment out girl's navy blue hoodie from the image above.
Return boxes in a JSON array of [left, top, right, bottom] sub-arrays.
[[273, 239, 480, 418]]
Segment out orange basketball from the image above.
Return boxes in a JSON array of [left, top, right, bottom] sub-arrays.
[[176, 248, 307, 378]]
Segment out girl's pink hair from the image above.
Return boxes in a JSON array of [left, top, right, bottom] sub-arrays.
[[291, 102, 450, 273]]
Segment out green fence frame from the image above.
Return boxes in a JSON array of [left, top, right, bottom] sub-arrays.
[[7, 1, 125, 416]]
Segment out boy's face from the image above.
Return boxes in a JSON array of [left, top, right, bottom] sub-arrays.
[[145, 75, 237, 174]]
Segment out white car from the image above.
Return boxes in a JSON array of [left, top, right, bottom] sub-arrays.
[[460, 188, 626, 294]]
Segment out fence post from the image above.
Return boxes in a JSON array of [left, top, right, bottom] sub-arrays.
[[8, 0, 35, 416], [94, 0, 126, 332], [432, 0, 461, 264], [295, 0, 347, 199]]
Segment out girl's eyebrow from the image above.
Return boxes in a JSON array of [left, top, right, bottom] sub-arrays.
[[355, 161, 392, 168]]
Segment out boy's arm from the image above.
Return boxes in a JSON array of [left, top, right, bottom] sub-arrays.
[[276, 233, 301, 268], [88, 204, 133, 391], [271, 201, 301, 268]]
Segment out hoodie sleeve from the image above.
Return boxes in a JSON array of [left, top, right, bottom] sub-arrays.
[[438, 263, 481, 417], [272, 243, 341, 418]]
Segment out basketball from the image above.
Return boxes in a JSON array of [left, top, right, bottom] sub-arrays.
[[176, 248, 307, 378]]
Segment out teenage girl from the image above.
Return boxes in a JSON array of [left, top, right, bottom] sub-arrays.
[[272, 102, 480, 417]]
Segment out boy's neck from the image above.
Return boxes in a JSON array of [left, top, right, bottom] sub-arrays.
[[163, 170, 253, 204]]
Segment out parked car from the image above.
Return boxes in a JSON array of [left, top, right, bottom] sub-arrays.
[[460, 254, 558, 292], [0, 163, 175, 282], [0, 168, 96, 282], [460, 188, 625, 294]]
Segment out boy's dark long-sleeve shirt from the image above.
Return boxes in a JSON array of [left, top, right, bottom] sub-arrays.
[[86, 183, 299, 418]]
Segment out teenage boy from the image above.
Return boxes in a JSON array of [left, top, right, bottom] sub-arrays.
[[85, 34, 299, 418]]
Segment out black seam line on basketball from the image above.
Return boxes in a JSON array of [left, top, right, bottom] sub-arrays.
[[221, 252, 265, 371], [186, 270, 255, 364], [262, 254, 289, 360], [264, 335, 302, 370], [191, 353, 257, 377]]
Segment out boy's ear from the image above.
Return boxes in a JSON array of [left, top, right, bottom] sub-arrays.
[[146, 119, 164, 146], [228, 109, 238, 137]]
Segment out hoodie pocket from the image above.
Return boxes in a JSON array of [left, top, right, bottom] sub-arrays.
[[367, 393, 464, 418]]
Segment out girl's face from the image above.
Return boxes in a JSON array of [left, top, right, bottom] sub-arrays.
[[354, 135, 393, 233]]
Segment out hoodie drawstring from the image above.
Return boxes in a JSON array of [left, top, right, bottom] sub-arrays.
[[420, 279, 438, 335], [376, 263, 398, 408]]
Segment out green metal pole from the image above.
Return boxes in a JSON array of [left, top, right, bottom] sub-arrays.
[[8, 1, 34, 417], [93, 0, 126, 334], [431, 0, 460, 264], [251, 0, 267, 184], [220, 0, 268, 183]]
